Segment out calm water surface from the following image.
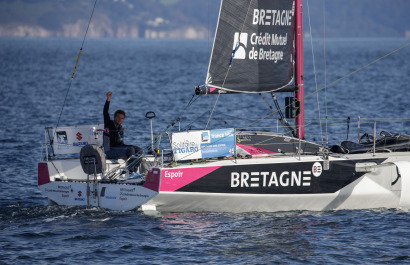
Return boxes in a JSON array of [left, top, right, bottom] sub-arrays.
[[0, 37, 409, 264]]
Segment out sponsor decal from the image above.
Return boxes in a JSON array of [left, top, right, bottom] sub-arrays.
[[232, 5, 294, 63], [237, 134, 252, 143], [202, 131, 210, 142], [105, 196, 117, 200], [72, 141, 89, 147], [45, 185, 71, 194], [232, 32, 248, 59], [76, 132, 83, 141], [75, 190, 85, 201], [119, 187, 148, 198], [164, 170, 183, 180], [57, 131, 68, 144], [160, 166, 221, 192], [52, 125, 104, 155], [231, 163, 323, 188], [312, 162, 323, 177], [252, 8, 294, 26], [172, 129, 235, 160], [57, 145, 69, 150], [120, 187, 135, 192], [172, 137, 200, 155]]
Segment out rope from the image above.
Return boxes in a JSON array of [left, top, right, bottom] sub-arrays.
[[205, 92, 221, 129], [208, 0, 210, 60], [205, 0, 254, 129], [52, 0, 98, 146], [171, 113, 410, 164], [305, 42, 410, 99], [200, 43, 409, 157], [306, 0, 324, 146], [220, 42, 409, 138], [150, 93, 203, 153]]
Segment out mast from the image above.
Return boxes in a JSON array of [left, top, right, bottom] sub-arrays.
[[295, 0, 305, 139]]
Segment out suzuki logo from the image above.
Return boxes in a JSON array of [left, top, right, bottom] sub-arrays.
[[76, 132, 82, 141]]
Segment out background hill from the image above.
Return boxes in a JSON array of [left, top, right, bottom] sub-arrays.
[[0, 0, 409, 38]]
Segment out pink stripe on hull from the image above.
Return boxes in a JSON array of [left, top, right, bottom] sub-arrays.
[[160, 166, 221, 192]]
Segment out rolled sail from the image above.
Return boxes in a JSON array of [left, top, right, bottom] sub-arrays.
[[206, 0, 295, 93]]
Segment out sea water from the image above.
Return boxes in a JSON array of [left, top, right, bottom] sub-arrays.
[[0, 37, 409, 264]]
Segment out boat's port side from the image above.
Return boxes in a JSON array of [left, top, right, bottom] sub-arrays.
[[142, 152, 410, 212]]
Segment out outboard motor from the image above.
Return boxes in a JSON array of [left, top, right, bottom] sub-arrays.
[[80, 144, 106, 206], [80, 144, 106, 175]]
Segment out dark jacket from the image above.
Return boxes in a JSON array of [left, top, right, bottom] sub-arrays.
[[103, 100, 124, 147]]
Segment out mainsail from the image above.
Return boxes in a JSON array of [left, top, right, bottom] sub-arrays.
[[206, 0, 296, 93]]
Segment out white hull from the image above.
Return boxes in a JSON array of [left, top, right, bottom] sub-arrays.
[[38, 132, 410, 213], [38, 160, 160, 211], [39, 181, 157, 211]]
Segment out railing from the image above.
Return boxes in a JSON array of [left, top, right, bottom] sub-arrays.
[[151, 116, 410, 165]]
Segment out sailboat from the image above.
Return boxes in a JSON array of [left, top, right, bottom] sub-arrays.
[[38, 0, 410, 212]]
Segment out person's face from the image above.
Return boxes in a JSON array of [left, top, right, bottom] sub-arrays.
[[114, 113, 125, 126]]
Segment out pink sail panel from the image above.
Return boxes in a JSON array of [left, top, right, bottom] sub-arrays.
[[160, 166, 221, 192]]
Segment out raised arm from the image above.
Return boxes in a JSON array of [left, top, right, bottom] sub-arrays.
[[103, 91, 113, 128]]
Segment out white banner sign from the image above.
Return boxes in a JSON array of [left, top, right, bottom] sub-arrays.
[[52, 124, 104, 155], [172, 128, 235, 161]]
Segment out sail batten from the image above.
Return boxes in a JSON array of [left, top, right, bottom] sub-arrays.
[[206, 0, 296, 93]]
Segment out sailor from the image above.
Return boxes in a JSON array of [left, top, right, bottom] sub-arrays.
[[103, 91, 143, 160]]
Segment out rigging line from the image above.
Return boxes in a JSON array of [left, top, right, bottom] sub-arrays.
[[176, 93, 196, 120], [271, 94, 284, 120], [270, 93, 296, 136], [259, 93, 276, 113], [159, 93, 202, 136], [216, 37, 407, 141], [306, 0, 324, 146], [172, 38, 409, 162], [175, 93, 203, 128], [205, 0, 254, 128], [173, 118, 316, 164], [305, 42, 410, 99], [184, 109, 213, 130], [323, 0, 328, 147], [208, 0, 210, 60], [52, 0, 98, 145], [205, 92, 221, 129], [201, 40, 408, 144]]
